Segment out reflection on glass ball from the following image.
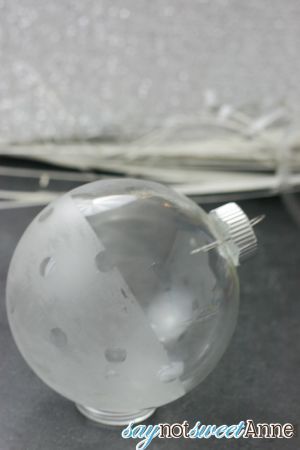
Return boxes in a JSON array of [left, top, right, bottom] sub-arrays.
[[6, 179, 240, 425]]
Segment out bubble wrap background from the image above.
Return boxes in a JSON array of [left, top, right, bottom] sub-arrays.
[[0, 0, 299, 143]]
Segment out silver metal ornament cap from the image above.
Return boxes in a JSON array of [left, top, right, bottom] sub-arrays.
[[209, 202, 258, 264]]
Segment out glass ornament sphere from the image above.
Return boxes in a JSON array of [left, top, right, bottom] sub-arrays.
[[6, 179, 257, 425]]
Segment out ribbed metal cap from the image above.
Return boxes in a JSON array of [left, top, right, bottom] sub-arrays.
[[210, 202, 258, 263]]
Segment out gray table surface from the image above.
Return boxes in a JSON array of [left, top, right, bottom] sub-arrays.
[[0, 194, 299, 450]]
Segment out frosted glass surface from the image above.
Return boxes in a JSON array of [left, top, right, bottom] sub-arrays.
[[7, 179, 239, 412]]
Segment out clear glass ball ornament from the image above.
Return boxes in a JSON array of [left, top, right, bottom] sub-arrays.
[[6, 179, 258, 426]]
